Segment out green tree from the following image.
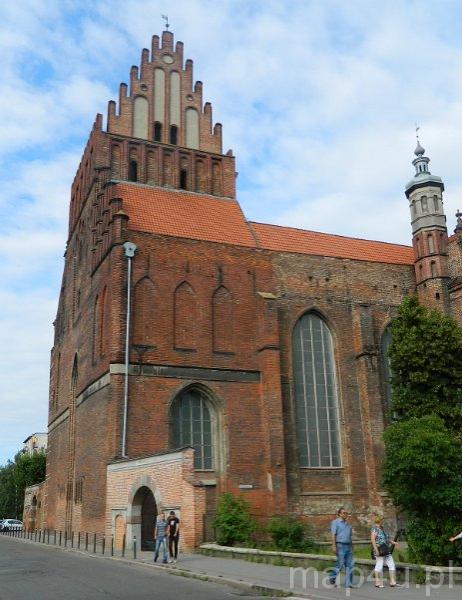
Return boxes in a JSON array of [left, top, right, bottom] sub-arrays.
[[383, 296, 462, 565], [212, 492, 256, 546], [388, 295, 462, 429], [0, 451, 46, 519]]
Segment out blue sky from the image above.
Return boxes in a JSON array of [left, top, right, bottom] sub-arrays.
[[2, 0, 462, 464]]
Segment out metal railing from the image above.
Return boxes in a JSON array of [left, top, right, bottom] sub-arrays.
[[0, 527, 139, 560]]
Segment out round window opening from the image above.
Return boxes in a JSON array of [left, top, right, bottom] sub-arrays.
[[162, 54, 174, 64]]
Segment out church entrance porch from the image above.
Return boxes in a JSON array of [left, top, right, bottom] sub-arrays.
[[105, 448, 207, 551]]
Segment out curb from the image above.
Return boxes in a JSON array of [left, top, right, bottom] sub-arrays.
[[1, 534, 297, 598]]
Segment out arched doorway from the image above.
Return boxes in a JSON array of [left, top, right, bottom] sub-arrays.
[[132, 486, 157, 550]]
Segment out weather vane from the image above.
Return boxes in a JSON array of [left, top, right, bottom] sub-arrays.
[[415, 123, 420, 142], [161, 14, 170, 30]]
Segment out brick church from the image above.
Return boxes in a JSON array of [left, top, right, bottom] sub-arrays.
[[39, 29, 462, 550]]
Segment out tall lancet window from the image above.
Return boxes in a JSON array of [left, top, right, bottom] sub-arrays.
[[171, 388, 214, 470], [292, 313, 341, 468]]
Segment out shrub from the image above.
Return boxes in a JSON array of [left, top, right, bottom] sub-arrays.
[[266, 515, 316, 553], [212, 492, 256, 546]]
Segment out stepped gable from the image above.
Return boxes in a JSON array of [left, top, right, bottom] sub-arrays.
[[107, 30, 223, 153]]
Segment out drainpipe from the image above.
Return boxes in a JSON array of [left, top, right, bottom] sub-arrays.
[[121, 241, 137, 458]]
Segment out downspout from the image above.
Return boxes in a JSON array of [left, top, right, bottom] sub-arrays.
[[121, 241, 137, 458]]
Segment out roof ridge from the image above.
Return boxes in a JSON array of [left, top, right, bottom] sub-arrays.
[[250, 221, 412, 249]]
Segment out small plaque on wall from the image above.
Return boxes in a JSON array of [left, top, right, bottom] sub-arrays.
[[238, 484, 253, 490]]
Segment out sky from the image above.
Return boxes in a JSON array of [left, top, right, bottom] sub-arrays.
[[2, 0, 462, 465]]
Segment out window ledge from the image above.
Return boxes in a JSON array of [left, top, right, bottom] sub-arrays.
[[299, 467, 344, 471]]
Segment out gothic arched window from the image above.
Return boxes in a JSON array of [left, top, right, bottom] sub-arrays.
[[292, 313, 341, 468], [180, 169, 187, 190], [154, 121, 162, 142], [171, 388, 213, 470], [128, 160, 138, 182], [169, 125, 178, 145]]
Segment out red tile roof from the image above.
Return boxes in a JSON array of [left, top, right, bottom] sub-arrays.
[[250, 222, 414, 265], [117, 184, 255, 247], [116, 183, 414, 265]]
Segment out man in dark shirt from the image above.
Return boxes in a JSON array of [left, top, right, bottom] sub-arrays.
[[167, 510, 180, 562]]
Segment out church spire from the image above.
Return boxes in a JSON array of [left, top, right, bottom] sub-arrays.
[[404, 134, 450, 312], [412, 136, 430, 176]]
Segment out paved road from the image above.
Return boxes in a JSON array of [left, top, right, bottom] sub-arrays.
[[0, 536, 271, 600]]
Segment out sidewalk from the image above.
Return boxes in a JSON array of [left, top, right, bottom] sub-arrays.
[[137, 550, 461, 599]]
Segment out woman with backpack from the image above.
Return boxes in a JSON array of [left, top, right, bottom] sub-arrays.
[[371, 515, 399, 588]]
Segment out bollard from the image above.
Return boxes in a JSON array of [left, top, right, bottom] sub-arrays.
[[85, 532, 88, 551], [59, 530, 62, 546], [71, 531, 74, 548], [133, 535, 137, 560], [93, 532, 96, 553], [102, 535, 105, 555], [34, 530, 37, 542], [111, 535, 114, 557], [64, 530, 67, 547], [77, 532, 81, 550], [122, 533, 126, 558], [54, 530, 57, 545], [47, 529, 50, 544]]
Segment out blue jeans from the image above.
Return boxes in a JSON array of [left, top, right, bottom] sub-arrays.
[[154, 535, 168, 562], [332, 543, 354, 587]]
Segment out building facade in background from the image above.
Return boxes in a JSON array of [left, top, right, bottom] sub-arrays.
[[22, 433, 47, 457], [41, 30, 462, 549]]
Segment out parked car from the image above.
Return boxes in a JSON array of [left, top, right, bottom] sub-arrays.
[[1, 519, 23, 531]]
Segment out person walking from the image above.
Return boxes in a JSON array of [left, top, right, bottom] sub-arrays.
[[329, 507, 354, 588], [154, 511, 169, 564], [167, 510, 180, 562], [449, 529, 462, 542], [371, 515, 399, 588]]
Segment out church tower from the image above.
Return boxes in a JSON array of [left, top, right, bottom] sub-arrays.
[[405, 139, 450, 311], [68, 28, 236, 269], [46, 28, 243, 541]]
